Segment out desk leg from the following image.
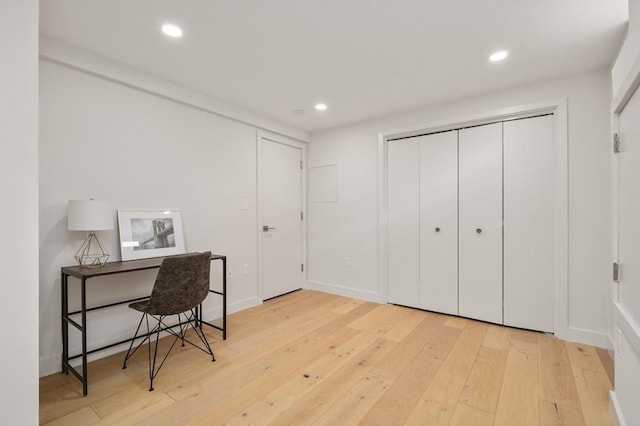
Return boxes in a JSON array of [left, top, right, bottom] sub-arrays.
[[61, 272, 68, 374], [81, 277, 88, 396], [222, 258, 227, 340]]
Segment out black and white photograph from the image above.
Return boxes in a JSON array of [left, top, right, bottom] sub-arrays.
[[131, 217, 176, 251], [117, 210, 186, 260]]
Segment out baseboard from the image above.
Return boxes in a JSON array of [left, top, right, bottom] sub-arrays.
[[565, 326, 609, 348], [39, 296, 263, 378], [306, 280, 382, 304], [613, 302, 640, 357], [610, 391, 626, 426]]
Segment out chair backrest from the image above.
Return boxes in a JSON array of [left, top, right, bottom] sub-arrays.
[[145, 251, 212, 315]]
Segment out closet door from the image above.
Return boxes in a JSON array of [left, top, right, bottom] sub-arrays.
[[503, 115, 554, 332], [419, 131, 458, 315], [388, 140, 420, 307], [458, 123, 503, 324]]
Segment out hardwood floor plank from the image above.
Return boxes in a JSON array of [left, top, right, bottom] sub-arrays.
[[93, 392, 176, 425], [439, 321, 488, 379], [421, 323, 463, 362], [458, 346, 507, 413], [43, 406, 100, 426], [539, 399, 585, 426], [404, 371, 467, 426], [368, 311, 445, 380], [449, 403, 495, 426], [571, 364, 612, 426], [566, 341, 610, 375], [538, 334, 581, 409], [311, 374, 393, 426], [494, 339, 540, 426], [357, 346, 442, 425], [482, 323, 512, 350]]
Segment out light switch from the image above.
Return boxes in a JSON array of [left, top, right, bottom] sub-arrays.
[[242, 198, 249, 210]]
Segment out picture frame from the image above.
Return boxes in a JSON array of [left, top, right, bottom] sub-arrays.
[[117, 210, 186, 261]]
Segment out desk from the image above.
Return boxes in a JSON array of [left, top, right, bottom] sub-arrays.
[[61, 253, 226, 396]]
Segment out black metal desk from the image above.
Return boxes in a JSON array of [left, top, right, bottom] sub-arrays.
[[61, 253, 226, 396]]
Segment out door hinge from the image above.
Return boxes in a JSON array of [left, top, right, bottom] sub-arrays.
[[613, 262, 620, 282], [301, 263, 304, 272], [614, 133, 620, 153], [301, 211, 304, 220], [300, 160, 303, 169]]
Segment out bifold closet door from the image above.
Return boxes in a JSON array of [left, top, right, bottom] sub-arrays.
[[419, 131, 458, 315], [504, 115, 554, 332], [458, 123, 503, 324], [388, 140, 419, 307]]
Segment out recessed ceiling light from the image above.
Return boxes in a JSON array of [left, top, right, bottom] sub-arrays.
[[162, 24, 183, 38], [489, 50, 508, 62], [315, 103, 328, 111]]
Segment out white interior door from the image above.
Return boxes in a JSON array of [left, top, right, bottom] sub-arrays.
[[616, 78, 640, 426], [458, 123, 503, 324], [619, 85, 640, 331], [388, 139, 420, 307], [503, 115, 555, 332], [260, 138, 303, 300], [419, 131, 458, 315]]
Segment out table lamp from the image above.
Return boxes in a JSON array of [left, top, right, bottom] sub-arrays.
[[68, 199, 113, 268]]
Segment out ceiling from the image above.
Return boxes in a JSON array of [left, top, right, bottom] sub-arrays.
[[39, 0, 628, 133]]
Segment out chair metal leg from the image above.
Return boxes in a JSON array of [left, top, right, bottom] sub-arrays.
[[148, 314, 160, 391], [122, 313, 146, 369], [124, 309, 216, 391]]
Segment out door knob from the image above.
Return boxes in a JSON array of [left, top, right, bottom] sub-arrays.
[[263, 225, 276, 232], [435, 227, 440, 232], [476, 228, 482, 234]]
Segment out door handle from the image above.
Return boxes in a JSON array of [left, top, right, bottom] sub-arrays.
[[476, 228, 482, 234], [263, 225, 276, 232]]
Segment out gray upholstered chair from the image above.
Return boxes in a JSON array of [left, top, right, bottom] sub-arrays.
[[122, 251, 215, 391]]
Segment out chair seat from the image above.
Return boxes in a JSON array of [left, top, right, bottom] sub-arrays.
[[129, 299, 151, 313]]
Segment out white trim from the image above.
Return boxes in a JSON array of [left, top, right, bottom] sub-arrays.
[[613, 52, 640, 113], [613, 302, 640, 359], [565, 327, 609, 349], [256, 131, 307, 301], [610, 391, 626, 426], [39, 37, 309, 143], [378, 98, 569, 339], [306, 280, 382, 304]]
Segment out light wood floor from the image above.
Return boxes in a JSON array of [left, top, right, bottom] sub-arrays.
[[40, 290, 614, 426]]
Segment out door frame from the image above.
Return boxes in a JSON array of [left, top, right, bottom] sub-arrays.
[[256, 131, 307, 301], [377, 98, 569, 339]]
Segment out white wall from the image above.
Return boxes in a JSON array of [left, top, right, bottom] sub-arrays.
[[0, 1, 39, 425], [39, 51, 307, 376], [308, 68, 612, 347]]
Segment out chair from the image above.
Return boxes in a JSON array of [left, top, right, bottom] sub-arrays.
[[122, 251, 215, 391]]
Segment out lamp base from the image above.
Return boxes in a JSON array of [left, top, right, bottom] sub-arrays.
[[75, 232, 110, 268]]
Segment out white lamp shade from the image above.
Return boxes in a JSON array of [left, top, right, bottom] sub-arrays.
[[68, 200, 113, 231]]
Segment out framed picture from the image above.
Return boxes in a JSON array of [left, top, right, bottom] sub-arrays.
[[117, 210, 186, 261]]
